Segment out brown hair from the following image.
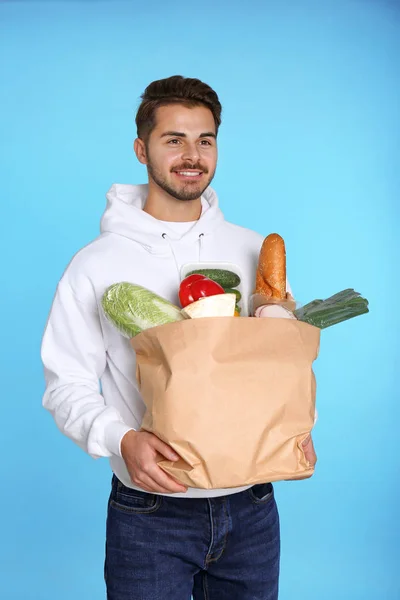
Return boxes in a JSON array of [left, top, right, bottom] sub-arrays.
[[135, 75, 222, 141]]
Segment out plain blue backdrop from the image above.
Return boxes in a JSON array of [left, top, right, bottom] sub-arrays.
[[1, 1, 399, 599]]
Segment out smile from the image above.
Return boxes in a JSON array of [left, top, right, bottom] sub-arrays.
[[174, 171, 203, 180]]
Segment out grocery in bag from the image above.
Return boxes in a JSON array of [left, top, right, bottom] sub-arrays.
[[102, 234, 369, 488]]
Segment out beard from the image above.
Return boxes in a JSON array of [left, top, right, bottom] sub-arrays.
[[146, 156, 216, 201]]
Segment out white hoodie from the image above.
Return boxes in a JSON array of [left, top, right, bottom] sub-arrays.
[[41, 183, 291, 498]]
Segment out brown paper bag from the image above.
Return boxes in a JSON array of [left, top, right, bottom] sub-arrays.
[[130, 316, 320, 489]]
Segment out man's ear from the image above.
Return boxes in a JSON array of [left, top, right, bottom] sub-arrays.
[[134, 138, 147, 165]]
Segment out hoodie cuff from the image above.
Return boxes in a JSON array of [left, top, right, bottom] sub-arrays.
[[104, 421, 136, 457]]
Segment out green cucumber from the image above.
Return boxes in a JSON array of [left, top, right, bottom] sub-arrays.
[[186, 268, 241, 288], [224, 287, 242, 302]]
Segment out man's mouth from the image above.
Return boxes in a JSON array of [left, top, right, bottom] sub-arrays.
[[173, 170, 204, 181]]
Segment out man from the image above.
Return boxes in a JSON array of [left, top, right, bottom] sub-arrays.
[[41, 75, 316, 599]]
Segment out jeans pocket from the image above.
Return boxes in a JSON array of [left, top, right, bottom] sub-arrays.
[[110, 477, 163, 514], [248, 482, 274, 504]]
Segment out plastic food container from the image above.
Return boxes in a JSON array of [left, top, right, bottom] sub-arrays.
[[180, 261, 248, 316]]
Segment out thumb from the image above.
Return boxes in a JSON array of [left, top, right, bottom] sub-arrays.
[[301, 435, 316, 465], [152, 436, 180, 462]]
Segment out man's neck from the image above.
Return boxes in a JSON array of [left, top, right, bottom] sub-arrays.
[[143, 180, 202, 222]]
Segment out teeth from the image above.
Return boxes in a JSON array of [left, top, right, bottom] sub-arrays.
[[177, 171, 201, 176]]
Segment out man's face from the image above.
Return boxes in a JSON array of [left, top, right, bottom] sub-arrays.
[[141, 104, 218, 201]]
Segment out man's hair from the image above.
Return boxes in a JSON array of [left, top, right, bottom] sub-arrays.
[[135, 75, 222, 141]]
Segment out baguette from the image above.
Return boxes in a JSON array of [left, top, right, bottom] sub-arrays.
[[255, 233, 286, 300]]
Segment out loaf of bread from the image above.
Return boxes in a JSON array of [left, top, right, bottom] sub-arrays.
[[254, 233, 286, 300]]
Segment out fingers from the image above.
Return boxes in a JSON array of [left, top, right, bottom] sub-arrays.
[[135, 473, 176, 495], [149, 438, 188, 492], [151, 436, 180, 462], [135, 467, 187, 494], [123, 432, 188, 494], [302, 435, 317, 466], [148, 466, 187, 494]]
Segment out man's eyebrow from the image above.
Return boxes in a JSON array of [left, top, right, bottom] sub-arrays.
[[160, 131, 216, 139]]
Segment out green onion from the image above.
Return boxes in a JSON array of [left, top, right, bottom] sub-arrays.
[[293, 288, 369, 329]]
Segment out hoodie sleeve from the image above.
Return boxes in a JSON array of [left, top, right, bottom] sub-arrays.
[[41, 275, 134, 459]]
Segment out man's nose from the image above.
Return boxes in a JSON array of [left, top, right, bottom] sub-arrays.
[[181, 142, 200, 163]]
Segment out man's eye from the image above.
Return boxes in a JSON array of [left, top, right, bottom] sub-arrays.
[[200, 140, 212, 146], [168, 139, 180, 144]]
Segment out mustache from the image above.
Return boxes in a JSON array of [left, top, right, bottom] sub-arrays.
[[172, 163, 209, 173]]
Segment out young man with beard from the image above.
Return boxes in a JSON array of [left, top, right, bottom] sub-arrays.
[[41, 75, 316, 599]]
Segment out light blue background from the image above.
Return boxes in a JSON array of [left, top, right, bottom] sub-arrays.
[[1, 1, 399, 599]]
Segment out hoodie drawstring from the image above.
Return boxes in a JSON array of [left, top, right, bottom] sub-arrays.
[[162, 233, 204, 284], [198, 233, 204, 260]]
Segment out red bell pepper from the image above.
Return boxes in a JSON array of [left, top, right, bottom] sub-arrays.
[[179, 274, 225, 308]]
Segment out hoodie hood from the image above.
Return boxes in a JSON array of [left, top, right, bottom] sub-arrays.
[[100, 183, 225, 254]]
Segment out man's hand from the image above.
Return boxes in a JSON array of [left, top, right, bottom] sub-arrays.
[[302, 434, 317, 467], [120, 430, 188, 494]]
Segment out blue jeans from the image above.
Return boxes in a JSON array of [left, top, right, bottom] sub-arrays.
[[105, 475, 280, 599]]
